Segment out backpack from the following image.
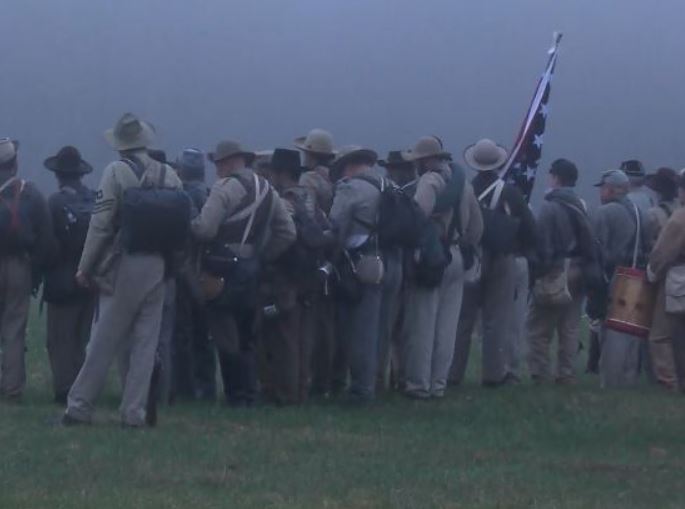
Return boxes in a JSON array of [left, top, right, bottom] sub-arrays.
[[280, 188, 332, 275], [0, 177, 34, 255], [353, 175, 424, 249], [120, 159, 191, 255], [56, 186, 95, 262], [478, 179, 520, 255], [411, 166, 466, 288]]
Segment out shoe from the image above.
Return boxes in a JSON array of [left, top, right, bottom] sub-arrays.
[[403, 390, 431, 400], [555, 377, 578, 386], [502, 373, 521, 385], [58, 413, 90, 427], [0, 393, 22, 404]]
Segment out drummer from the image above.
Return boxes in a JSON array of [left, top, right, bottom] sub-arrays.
[[592, 169, 654, 387]]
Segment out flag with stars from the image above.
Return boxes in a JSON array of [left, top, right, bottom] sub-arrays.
[[501, 32, 563, 202]]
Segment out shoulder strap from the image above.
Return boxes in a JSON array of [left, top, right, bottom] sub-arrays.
[[631, 203, 641, 269], [158, 164, 167, 188], [477, 178, 504, 209], [0, 176, 19, 195], [352, 174, 384, 192]]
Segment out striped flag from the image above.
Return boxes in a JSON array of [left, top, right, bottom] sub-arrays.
[[501, 32, 563, 201]]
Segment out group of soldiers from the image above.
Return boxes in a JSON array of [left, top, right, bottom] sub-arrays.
[[1, 112, 685, 428]]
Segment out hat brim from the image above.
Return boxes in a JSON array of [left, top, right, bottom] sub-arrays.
[[463, 144, 508, 172], [333, 149, 378, 171], [293, 136, 337, 157], [408, 150, 452, 162], [104, 120, 156, 151], [43, 156, 93, 175]]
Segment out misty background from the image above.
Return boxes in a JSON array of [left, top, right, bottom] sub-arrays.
[[2, 0, 684, 207]]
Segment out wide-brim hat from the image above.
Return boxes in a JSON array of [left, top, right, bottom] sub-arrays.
[[294, 128, 337, 157], [407, 136, 452, 162], [208, 139, 256, 165], [332, 146, 378, 173], [271, 148, 304, 177], [104, 113, 156, 151], [646, 167, 678, 196], [463, 139, 508, 172], [43, 146, 93, 174], [378, 150, 414, 168], [620, 159, 646, 178]]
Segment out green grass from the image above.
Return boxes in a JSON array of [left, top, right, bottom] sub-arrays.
[[1, 309, 685, 508]]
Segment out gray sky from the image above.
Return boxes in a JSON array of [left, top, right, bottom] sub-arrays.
[[2, 0, 684, 204]]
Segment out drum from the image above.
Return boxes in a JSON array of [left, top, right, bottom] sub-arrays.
[[605, 266, 656, 338]]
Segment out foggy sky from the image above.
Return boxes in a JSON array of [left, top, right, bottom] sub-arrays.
[[2, 0, 685, 206]]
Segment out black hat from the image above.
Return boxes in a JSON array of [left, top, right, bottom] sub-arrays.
[[271, 148, 303, 177], [378, 150, 413, 168], [646, 167, 678, 201], [43, 146, 93, 174], [549, 158, 578, 186], [620, 160, 646, 178]]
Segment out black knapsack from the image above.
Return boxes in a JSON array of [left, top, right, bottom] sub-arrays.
[[411, 166, 465, 288], [120, 159, 191, 255], [0, 178, 34, 255], [477, 179, 520, 256], [280, 188, 332, 275], [55, 187, 95, 262], [353, 176, 424, 249]]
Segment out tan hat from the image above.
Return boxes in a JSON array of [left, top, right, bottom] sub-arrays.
[[463, 138, 508, 172], [0, 138, 19, 165], [104, 113, 156, 151], [294, 128, 336, 156], [333, 145, 378, 173], [407, 136, 452, 162], [208, 139, 256, 164]]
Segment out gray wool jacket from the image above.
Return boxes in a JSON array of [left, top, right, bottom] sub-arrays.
[[592, 195, 653, 271]]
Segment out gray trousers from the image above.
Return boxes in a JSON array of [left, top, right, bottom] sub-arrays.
[[66, 253, 165, 426], [0, 256, 32, 398], [450, 254, 517, 385], [599, 326, 641, 388], [377, 248, 403, 390], [46, 298, 95, 400], [404, 247, 464, 397], [337, 283, 382, 400]]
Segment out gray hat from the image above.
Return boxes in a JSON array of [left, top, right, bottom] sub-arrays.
[[0, 138, 19, 165], [104, 113, 156, 151], [463, 138, 508, 172], [594, 169, 630, 187], [294, 128, 336, 157], [208, 139, 256, 164], [408, 136, 452, 162], [176, 148, 206, 174], [332, 145, 378, 172]]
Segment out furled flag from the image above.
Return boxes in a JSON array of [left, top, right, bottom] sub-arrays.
[[501, 32, 563, 201]]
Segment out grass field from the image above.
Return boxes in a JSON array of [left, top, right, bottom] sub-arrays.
[[1, 311, 685, 508]]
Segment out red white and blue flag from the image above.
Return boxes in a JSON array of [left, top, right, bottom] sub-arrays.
[[501, 32, 563, 202]]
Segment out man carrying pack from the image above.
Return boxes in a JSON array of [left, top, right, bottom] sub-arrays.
[[42, 146, 96, 404], [527, 159, 598, 385], [259, 148, 330, 405], [192, 140, 295, 407], [451, 139, 536, 387], [0, 138, 54, 402], [172, 148, 217, 401], [402, 137, 483, 399], [592, 169, 653, 388], [328, 146, 385, 402], [376, 151, 417, 390], [63, 113, 187, 427], [294, 129, 338, 397]]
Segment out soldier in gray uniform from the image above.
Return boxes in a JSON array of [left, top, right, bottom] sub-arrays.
[[329, 146, 384, 402], [63, 114, 184, 427], [42, 146, 96, 404], [294, 129, 338, 396], [172, 148, 217, 401], [191, 140, 295, 407], [0, 138, 54, 402]]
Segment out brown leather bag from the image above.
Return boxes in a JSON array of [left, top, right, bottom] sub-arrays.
[[199, 271, 225, 302]]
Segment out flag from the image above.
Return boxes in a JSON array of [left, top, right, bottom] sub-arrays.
[[501, 32, 563, 201]]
